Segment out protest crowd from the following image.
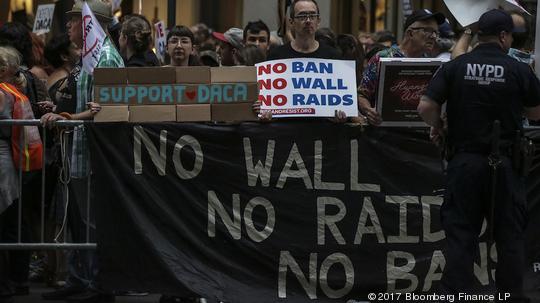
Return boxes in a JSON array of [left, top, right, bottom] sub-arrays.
[[0, 0, 539, 302]]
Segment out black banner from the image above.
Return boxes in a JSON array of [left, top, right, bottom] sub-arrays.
[[87, 122, 540, 302]]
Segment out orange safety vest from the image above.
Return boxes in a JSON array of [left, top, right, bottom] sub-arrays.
[[0, 82, 43, 171]]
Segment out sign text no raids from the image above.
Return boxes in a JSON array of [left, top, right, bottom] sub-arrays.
[[256, 58, 358, 118]]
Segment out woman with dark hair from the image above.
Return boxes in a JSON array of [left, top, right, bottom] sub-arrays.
[[118, 14, 159, 67], [43, 34, 79, 109], [165, 25, 200, 66]]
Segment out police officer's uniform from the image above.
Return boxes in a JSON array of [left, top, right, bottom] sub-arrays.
[[424, 9, 540, 302]]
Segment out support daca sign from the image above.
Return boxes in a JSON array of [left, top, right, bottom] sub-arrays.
[[256, 59, 358, 117]]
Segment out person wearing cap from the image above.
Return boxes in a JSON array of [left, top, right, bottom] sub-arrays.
[[212, 27, 244, 66], [418, 9, 540, 302], [358, 9, 445, 126], [429, 19, 455, 60], [40, 0, 123, 302]]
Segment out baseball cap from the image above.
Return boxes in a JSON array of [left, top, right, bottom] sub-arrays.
[[67, 0, 113, 23], [439, 19, 455, 39], [478, 9, 525, 35], [404, 9, 445, 31], [212, 28, 244, 49]]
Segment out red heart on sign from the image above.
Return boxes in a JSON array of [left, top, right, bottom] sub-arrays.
[[186, 91, 197, 100]]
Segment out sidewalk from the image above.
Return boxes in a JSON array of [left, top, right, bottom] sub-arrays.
[[11, 283, 160, 303]]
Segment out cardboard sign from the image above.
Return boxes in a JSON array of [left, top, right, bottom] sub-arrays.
[[95, 83, 258, 105], [154, 21, 167, 65], [33, 4, 55, 35], [256, 59, 358, 118], [82, 1, 106, 74], [376, 58, 447, 127]]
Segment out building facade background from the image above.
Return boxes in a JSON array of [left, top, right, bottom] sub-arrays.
[[1, 0, 537, 47]]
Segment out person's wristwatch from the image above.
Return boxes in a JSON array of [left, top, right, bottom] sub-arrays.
[[463, 28, 473, 35]]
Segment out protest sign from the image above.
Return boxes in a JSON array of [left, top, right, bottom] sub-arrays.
[[88, 122, 540, 302], [444, 0, 530, 27], [256, 58, 358, 118], [376, 58, 447, 127], [154, 21, 167, 65], [32, 4, 55, 35], [82, 1, 106, 74]]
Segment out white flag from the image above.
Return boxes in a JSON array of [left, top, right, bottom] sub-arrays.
[[82, 1, 106, 74]]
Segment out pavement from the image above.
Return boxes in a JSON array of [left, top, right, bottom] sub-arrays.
[[11, 284, 161, 303]]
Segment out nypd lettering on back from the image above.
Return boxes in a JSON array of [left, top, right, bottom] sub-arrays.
[[464, 64, 506, 85]]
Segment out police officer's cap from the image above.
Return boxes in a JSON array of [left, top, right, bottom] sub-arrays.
[[404, 9, 445, 31], [478, 9, 526, 36]]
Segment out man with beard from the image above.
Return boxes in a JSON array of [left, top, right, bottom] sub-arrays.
[[266, 0, 339, 60], [358, 9, 445, 126]]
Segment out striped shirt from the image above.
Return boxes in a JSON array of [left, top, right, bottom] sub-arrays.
[[71, 37, 124, 178]]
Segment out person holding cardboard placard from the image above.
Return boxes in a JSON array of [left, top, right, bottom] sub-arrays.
[[358, 9, 445, 126], [418, 9, 540, 302]]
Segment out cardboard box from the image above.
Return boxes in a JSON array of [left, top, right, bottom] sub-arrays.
[[211, 66, 257, 83], [176, 66, 211, 84], [211, 103, 258, 122], [128, 67, 176, 84], [94, 105, 129, 122], [176, 104, 211, 122], [129, 105, 176, 122], [95, 84, 180, 105], [94, 68, 128, 85], [95, 83, 259, 105]]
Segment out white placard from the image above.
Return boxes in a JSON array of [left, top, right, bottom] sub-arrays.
[[257, 59, 358, 118], [82, 2, 106, 75], [444, 0, 530, 27], [33, 4, 55, 35], [154, 21, 167, 65]]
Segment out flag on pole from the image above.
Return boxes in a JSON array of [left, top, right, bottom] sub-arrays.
[[82, 1, 106, 74]]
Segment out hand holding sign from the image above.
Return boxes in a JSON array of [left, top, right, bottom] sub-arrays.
[[256, 59, 358, 118]]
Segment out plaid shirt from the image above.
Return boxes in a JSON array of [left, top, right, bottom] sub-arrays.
[[71, 37, 124, 178], [358, 46, 405, 107]]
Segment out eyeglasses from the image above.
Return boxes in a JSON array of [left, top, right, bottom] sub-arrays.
[[293, 13, 320, 21], [168, 38, 191, 45], [409, 27, 439, 37]]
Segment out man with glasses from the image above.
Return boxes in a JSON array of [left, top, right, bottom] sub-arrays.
[[266, 0, 339, 60], [166, 25, 197, 67], [358, 9, 445, 126]]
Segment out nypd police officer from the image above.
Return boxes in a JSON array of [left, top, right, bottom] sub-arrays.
[[418, 9, 540, 302]]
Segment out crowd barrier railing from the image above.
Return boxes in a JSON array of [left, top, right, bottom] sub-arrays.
[[0, 119, 95, 250]]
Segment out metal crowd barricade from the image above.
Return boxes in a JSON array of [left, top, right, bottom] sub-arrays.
[[0, 119, 96, 250]]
